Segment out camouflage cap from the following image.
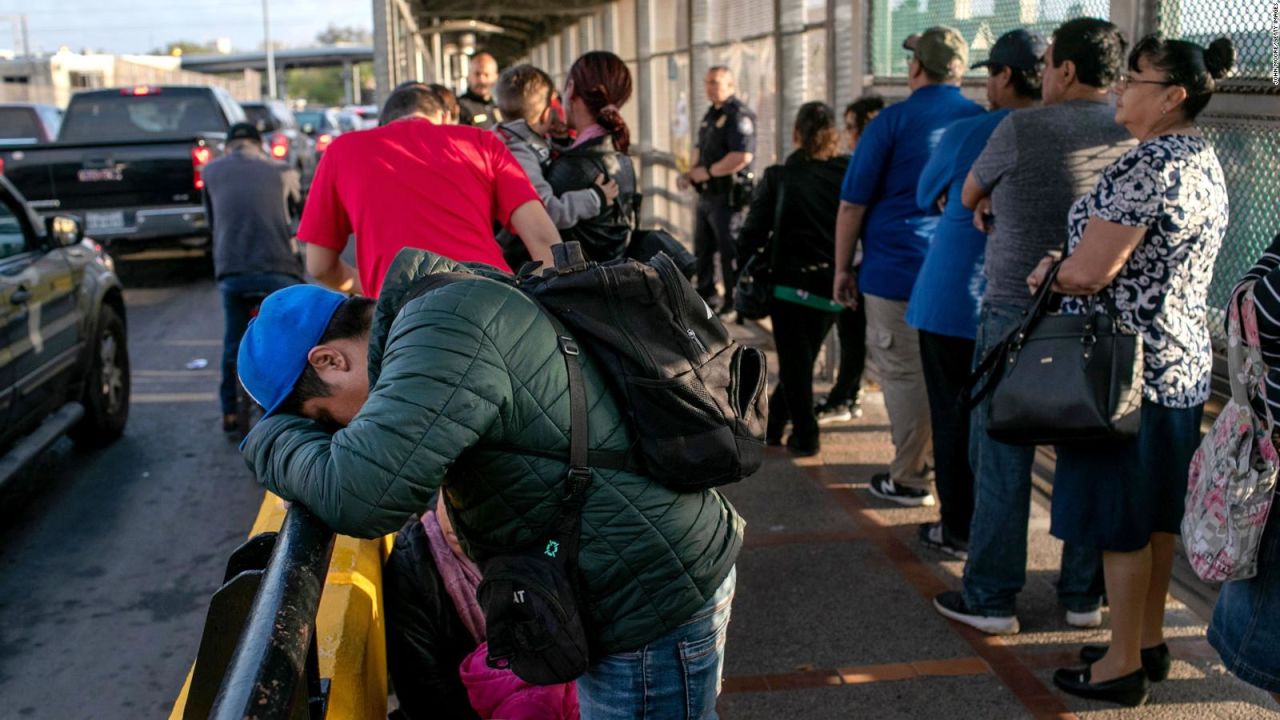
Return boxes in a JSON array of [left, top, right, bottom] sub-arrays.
[[903, 26, 969, 79]]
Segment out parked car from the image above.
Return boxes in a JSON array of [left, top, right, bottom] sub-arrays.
[[0, 175, 129, 487], [0, 103, 62, 147], [294, 108, 342, 158], [0, 85, 245, 254], [240, 99, 316, 186], [335, 108, 363, 133]]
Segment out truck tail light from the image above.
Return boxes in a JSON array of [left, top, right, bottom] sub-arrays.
[[270, 134, 289, 159], [0, 156, 5, 176], [122, 85, 159, 96], [315, 133, 333, 154], [191, 145, 212, 190]]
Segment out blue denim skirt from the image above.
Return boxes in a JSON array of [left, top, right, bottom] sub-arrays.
[[1209, 507, 1280, 693], [1051, 401, 1204, 553]]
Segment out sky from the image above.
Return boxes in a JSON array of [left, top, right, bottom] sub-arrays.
[[0, 0, 374, 55]]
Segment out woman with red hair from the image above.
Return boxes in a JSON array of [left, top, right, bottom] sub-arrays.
[[546, 51, 638, 262]]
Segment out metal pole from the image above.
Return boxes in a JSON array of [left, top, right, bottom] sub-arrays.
[[262, 0, 277, 99], [209, 507, 335, 720], [20, 13, 29, 58]]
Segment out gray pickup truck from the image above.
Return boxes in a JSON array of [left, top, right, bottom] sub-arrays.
[[0, 175, 128, 487], [0, 85, 246, 253]]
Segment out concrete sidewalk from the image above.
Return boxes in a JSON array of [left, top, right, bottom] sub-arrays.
[[715, 321, 1279, 720]]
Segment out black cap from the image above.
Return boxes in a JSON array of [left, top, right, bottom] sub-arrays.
[[227, 122, 262, 143], [970, 29, 1048, 72]]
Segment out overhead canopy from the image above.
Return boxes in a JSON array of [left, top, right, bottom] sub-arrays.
[[404, 0, 604, 63], [180, 46, 374, 74]]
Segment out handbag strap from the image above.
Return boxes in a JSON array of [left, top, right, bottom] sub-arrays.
[[765, 165, 786, 269], [1228, 282, 1273, 417], [960, 260, 1065, 409]]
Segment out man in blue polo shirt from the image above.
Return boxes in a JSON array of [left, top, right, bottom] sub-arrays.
[[833, 26, 983, 506]]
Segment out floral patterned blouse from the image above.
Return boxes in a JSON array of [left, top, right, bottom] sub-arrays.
[[1062, 133, 1228, 408]]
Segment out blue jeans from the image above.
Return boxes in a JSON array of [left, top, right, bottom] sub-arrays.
[[578, 567, 735, 720], [962, 303, 1103, 615], [1210, 507, 1280, 693], [219, 272, 299, 415]]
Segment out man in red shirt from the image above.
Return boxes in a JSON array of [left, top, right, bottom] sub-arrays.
[[300, 83, 561, 297]]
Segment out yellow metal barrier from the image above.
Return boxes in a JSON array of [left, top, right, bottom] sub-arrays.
[[169, 493, 389, 718]]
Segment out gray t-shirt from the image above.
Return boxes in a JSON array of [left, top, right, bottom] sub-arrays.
[[970, 100, 1134, 307], [203, 147, 303, 281]]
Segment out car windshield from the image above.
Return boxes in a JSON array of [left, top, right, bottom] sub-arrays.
[[59, 91, 225, 142], [295, 111, 329, 131], [0, 108, 42, 143], [242, 105, 275, 132]]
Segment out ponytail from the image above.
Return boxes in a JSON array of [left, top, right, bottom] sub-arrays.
[[568, 52, 633, 153]]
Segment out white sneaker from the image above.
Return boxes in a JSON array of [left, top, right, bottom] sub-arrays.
[[1066, 608, 1104, 629]]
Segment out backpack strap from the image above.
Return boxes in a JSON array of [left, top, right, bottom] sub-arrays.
[[538, 300, 592, 507]]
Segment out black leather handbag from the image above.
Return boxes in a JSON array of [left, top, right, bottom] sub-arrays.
[[734, 167, 785, 320], [963, 262, 1143, 446]]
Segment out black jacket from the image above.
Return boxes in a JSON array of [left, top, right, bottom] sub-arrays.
[[545, 135, 637, 262], [737, 151, 849, 298], [383, 513, 480, 720]]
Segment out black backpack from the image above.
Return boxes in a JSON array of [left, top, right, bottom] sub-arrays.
[[520, 242, 767, 490]]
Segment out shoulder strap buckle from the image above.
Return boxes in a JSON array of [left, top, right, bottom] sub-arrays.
[[564, 466, 592, 503]]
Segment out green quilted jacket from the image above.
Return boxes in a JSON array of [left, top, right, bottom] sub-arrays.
[[243, 248, 745, 653]]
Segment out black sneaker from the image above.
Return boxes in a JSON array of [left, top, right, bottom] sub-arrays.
[[918, 522, 968, 559], [868, 473, 935, 507], [933, 590, 1020, 635]]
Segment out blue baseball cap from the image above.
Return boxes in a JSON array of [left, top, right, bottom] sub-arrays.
[[237, 284, 347, 423], [971, 29, 1048, 72]]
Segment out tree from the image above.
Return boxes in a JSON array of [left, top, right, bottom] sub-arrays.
[[316, 25, 372, 46], [153, 40, 215, 57]]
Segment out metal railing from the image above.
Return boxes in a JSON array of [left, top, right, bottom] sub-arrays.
[[184, 506, 336, 720]]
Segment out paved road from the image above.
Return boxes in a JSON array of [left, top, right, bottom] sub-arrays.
[[0, 254, 265, 719]]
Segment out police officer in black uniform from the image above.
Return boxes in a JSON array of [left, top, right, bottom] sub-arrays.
[[458, 52, 502, 129], [679, 65, 756, 314]]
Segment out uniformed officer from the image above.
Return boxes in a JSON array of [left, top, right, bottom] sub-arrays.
[[458, 52, 502, 129], [679, 66, 756, 314]]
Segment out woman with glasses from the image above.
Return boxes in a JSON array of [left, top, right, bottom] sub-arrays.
[[1025, 34, 1235, 706]]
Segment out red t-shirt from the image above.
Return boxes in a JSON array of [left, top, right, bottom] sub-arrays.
[[298, 118, 540, 297]]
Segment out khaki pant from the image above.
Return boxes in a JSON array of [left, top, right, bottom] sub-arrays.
[[864, 294, 933, 489]]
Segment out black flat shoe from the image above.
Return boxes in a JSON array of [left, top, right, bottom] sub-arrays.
[[786, 441, 819, 458], [1052, 666, 1149, 707], [1078, 643, 1171, 682]]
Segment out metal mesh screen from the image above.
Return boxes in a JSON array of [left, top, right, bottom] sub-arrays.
[[868, 0, 1110, 77], [1202, 117, 1280, 339], [1158, 0, 1278, 79]]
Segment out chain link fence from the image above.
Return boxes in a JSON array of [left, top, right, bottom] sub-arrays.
[[1161, 0, 1280, 338], [868, 0, 1111, 77], [1158, 0, 1278, 79], [1200, 117, 1280, 339]]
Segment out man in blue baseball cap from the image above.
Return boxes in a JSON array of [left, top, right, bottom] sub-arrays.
[[238, 283, 372, 431], [906, 27, 1046, 563], [237, 248, 743, 719]]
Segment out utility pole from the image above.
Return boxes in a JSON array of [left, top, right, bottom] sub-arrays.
[[262, 0, 276, 99], [0, 14, 29, 57]]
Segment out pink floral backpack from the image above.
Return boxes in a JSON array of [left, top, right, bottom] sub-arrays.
[[1183, 282, 1278, 583]]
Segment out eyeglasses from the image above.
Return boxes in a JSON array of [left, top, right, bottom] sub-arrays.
[[1116, 74, 1176, 90]]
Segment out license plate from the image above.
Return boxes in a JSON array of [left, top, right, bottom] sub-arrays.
[[85, 211, 126, 233]]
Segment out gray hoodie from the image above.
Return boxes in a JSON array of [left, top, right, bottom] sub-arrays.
[[495, 120, 602, 229]]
